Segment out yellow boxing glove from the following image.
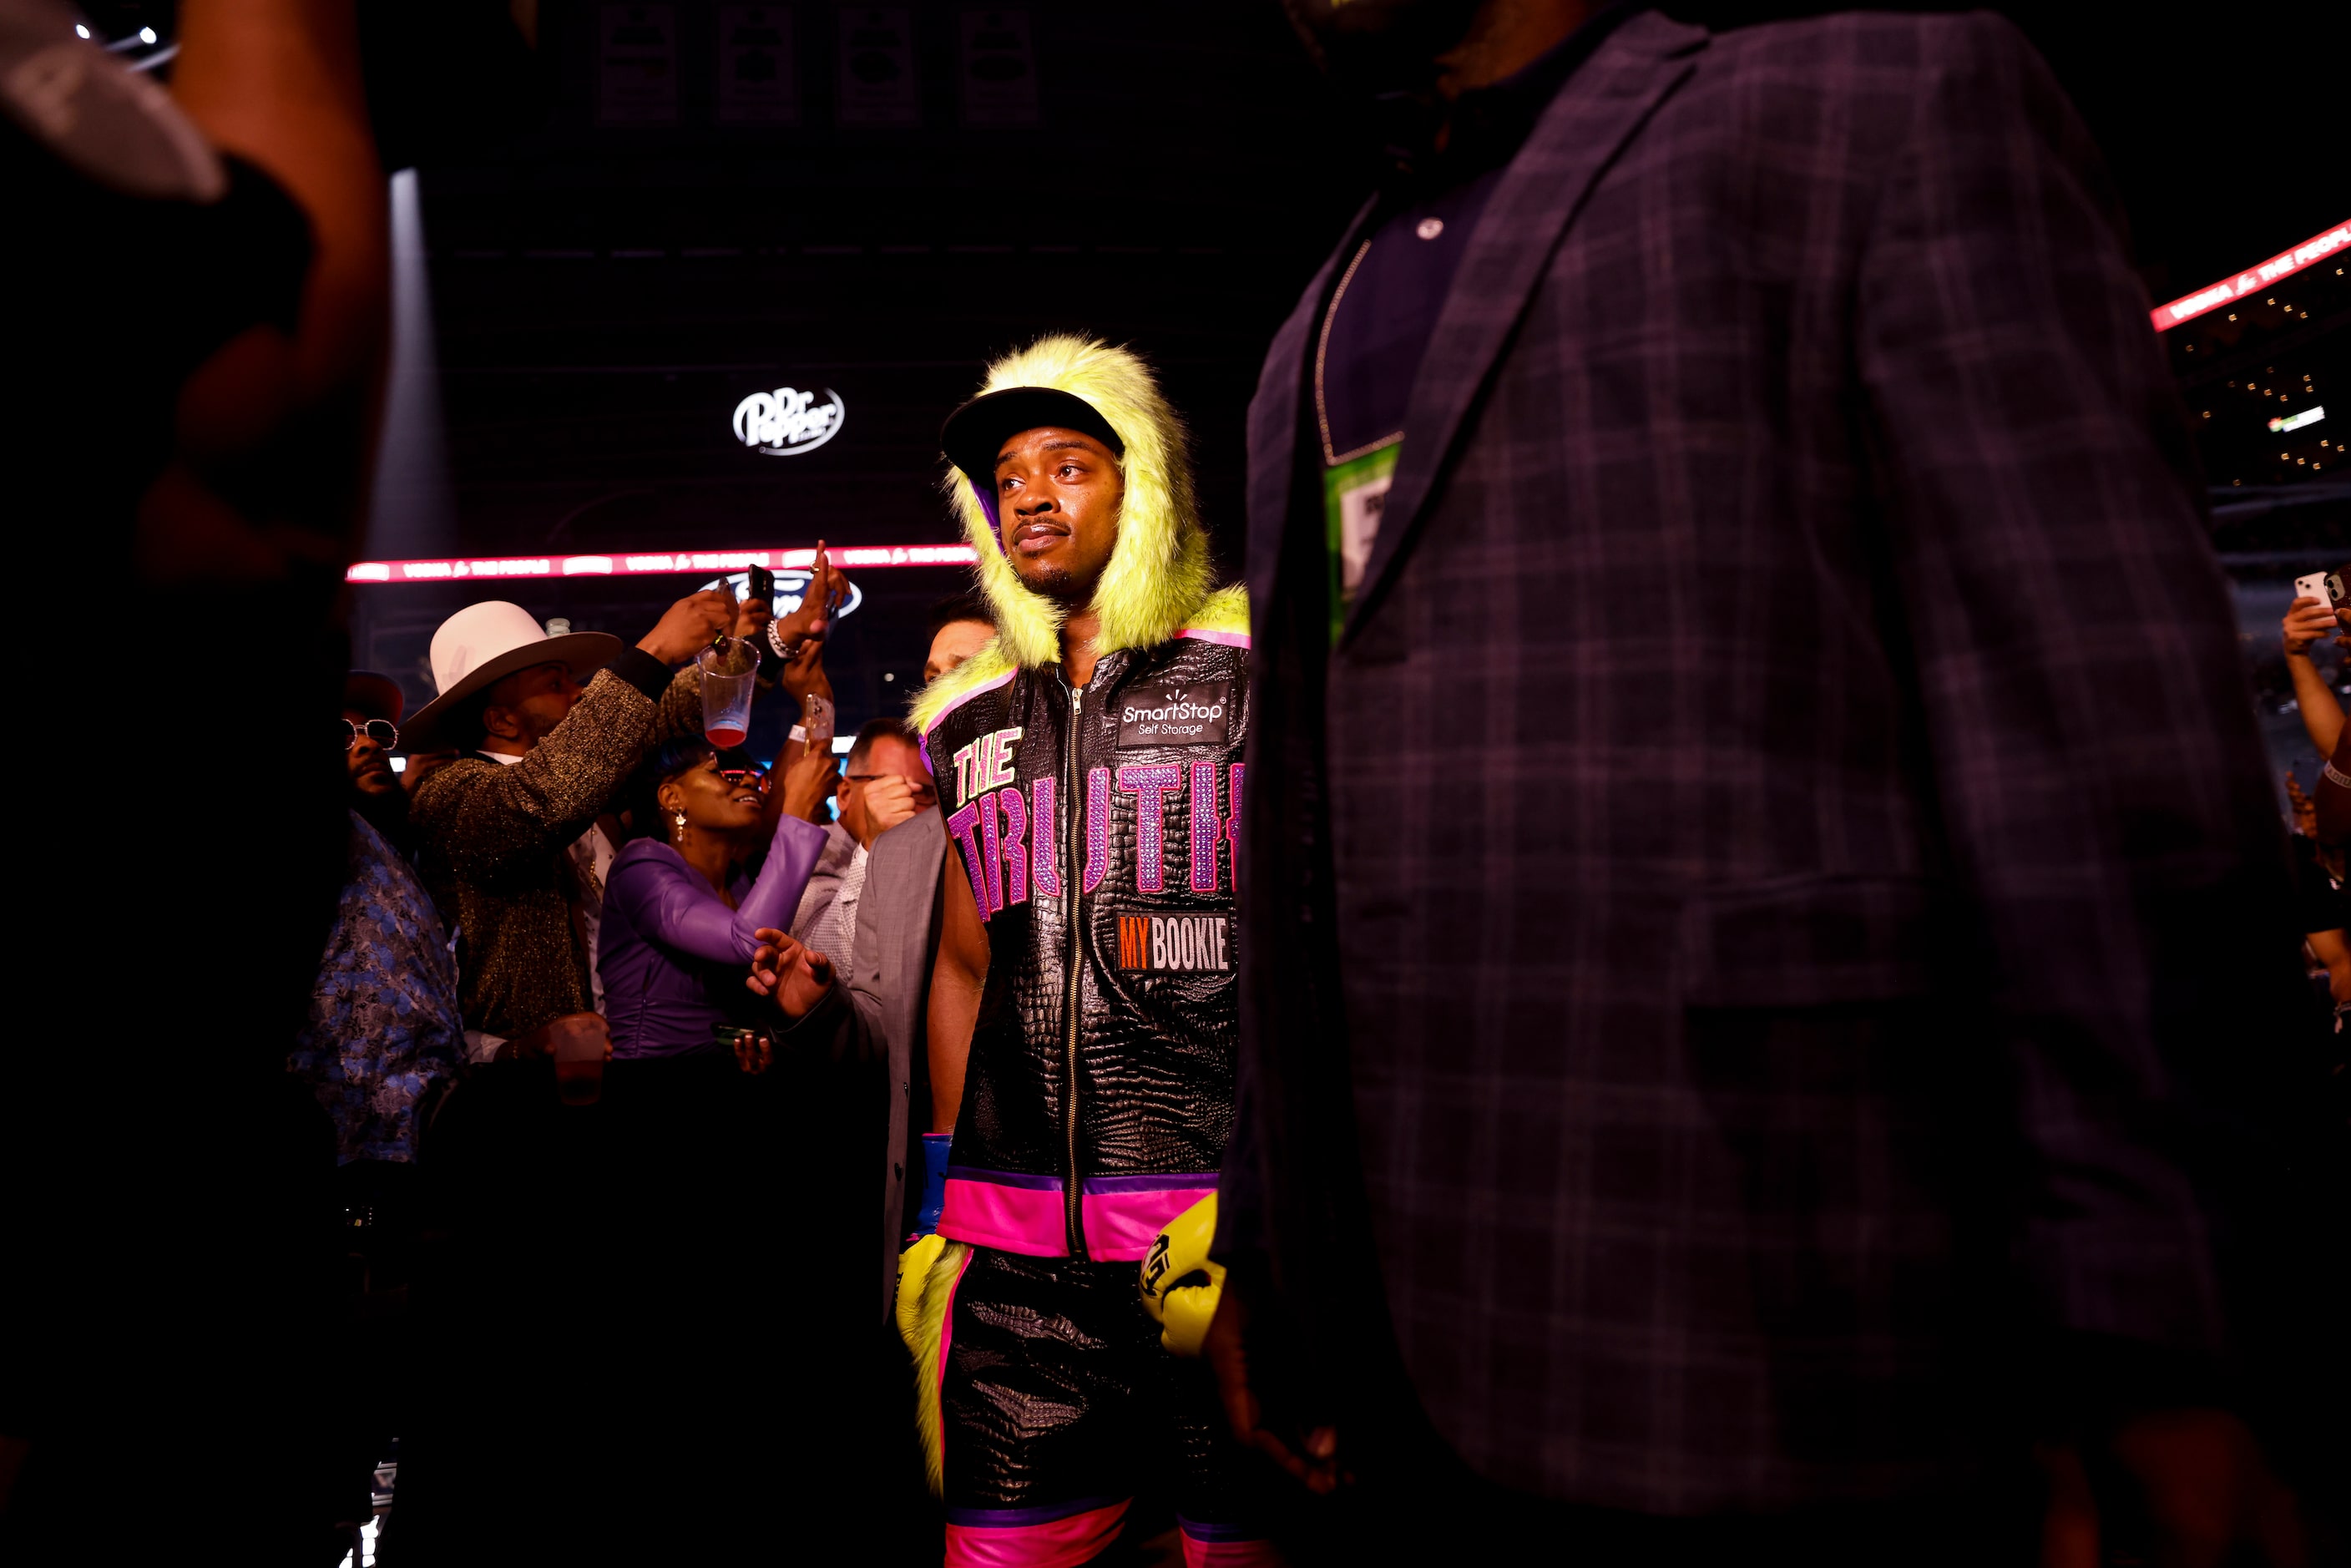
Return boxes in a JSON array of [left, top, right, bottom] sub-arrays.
[[897, 1230, 948, 1351], [1139, 1191, 1225, 1358]]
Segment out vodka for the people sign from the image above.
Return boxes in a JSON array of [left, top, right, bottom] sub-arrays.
[[732, 386, 846, 455]]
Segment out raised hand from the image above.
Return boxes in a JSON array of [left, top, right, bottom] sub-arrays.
[[640, 589, 738, 665], [2283, 595, 2336, 657], [778, 635, 832, 706], [733, 594, 773, 645], [781, 749, 837, 823], [771, 540, 849, 650]]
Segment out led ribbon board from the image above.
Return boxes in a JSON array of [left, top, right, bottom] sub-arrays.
[[2151, 220, 2351, 331], [346, 544, 978, 584]]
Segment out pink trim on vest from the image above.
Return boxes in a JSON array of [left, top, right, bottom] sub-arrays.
[[945, 1500, 1131, 1568], [920, 669, 1016, 736], [1175, 626, 1249, 648], [940, 1176, 1067, 1257], [1077, 1182, 1218, 1263]]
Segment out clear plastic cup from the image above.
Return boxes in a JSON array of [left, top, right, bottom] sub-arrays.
[[698, 636, 761, 748], [549, 1013, 610, 1107]]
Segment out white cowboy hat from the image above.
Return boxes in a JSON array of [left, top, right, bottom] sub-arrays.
[[402, 600, 624, 749]]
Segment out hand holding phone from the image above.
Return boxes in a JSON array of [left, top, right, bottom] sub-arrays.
[[2284, 574, 2339, 656]]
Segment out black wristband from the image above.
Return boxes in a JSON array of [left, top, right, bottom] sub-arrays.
[[604, 646, 674, 704]]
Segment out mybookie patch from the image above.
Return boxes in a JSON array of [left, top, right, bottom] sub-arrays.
[[1116, 677, 1232, 749], [1115, 913, 1233, 973]]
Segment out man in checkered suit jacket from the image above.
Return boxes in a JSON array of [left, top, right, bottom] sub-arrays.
[[1211, 3, 2328, 1560]]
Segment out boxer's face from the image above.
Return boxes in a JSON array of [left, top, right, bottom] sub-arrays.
[[993, 427, 1124, 607]]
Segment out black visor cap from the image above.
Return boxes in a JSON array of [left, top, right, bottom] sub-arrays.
[[941, 387, 1125, 488]]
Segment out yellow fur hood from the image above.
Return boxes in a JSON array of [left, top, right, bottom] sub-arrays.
[[911, 336, 1246, 732]]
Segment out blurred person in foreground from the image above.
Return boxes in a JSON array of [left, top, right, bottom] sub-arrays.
[[597, 738, 833, 1062], [1212, 0, 2338, 1562], [6, 0, 392, 1552]]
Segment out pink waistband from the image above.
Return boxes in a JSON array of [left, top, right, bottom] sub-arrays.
[[945, 1498, 1130, 1568], [939, 1172, 1066, 1257], [1078, 1177, 1219, 1263], [940, 1171, 1221, 1261]]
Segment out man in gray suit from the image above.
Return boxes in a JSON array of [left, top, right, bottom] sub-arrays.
[[845, 799, 948, 1317], [793, 720, 936, 975], [1209, 0, 2329, 1562]]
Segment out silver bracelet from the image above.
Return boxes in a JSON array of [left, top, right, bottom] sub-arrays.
[[2325, 761, 2351, 789]]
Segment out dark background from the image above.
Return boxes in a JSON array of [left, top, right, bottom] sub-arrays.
[[83, 0, 2351, 785]]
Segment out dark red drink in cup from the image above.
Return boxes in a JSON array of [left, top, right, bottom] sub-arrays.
[[698, 636, 761, 748]]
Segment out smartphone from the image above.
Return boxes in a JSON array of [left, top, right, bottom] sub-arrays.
[[748, 564, 776, 604], [2293, 571, 2333, 608]]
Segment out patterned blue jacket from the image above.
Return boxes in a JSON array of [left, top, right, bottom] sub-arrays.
[[291, 812, 465, 1164]]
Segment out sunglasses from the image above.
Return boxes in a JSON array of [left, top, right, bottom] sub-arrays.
[[718, 767, 766, 788], [344, 719, 399, 751]]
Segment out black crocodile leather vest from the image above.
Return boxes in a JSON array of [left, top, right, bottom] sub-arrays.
[[921, 630, 1248, 1262]]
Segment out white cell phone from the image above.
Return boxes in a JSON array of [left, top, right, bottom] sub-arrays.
[[2294, 571, 2333, 607]]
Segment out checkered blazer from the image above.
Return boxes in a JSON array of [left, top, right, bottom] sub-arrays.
[[1221, 8, 2311, 1511]]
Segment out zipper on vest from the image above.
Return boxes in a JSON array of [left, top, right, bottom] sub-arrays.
[[1062, 676, 1086, 1257]]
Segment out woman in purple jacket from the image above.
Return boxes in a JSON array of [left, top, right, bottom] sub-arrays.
[[599, 740, 833, 1060]]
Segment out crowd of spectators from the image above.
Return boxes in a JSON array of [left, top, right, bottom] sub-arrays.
[[266, 549, 970, 1554]]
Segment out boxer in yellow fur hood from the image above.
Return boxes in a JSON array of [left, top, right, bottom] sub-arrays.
[[898, 336, 1275, 1565]]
